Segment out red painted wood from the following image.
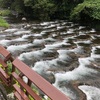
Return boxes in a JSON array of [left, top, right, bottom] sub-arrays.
[[14, 91, 22, 100], [0, 59, 7, 68], [13, 58, 70, 100], [0, 67, 9, 79], [0, 46, 11, 60], [12, 72, 42, 100], [0, 68, 10, 86], [13, 84, 29, 100]]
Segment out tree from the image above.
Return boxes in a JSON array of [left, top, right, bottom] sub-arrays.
[[32, 0, 56, 20], [70, 0, 100, 21]]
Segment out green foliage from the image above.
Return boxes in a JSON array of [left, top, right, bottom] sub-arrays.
[[70, 0, 100, 21], [0, 64, 2, 67], [1, 0, 100, 21], [0, 61, 14, 94], [0, 9, 11, 16], [32, 0, 56, 20], [24, 0, 34, 6], [7, 60, 12, 75], [70, 3, 85, 20], [0, 9, 10, 28], [0, 0, 13, 8], [0, 0, 81, 20], [11, 0, 25, 14], [0, 16, 9, 27]]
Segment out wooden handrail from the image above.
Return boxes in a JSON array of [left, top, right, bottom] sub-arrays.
[[12, 72, 41, 100], [12, 58, 70, 100], [0, 46, 70, 100], [0, 45, 12, 86], [0, 46, 12, 62]]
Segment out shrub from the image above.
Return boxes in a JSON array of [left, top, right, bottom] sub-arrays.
[[0, 9, 11, 16], [0, 16, 9, 27], [70, 0, 100, 21]]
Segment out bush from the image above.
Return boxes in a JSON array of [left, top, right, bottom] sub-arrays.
[[0, 16, 9, 27], [32, 0, 56, 20], [70, 0, 100, 21], [0, 9, 11, 16]]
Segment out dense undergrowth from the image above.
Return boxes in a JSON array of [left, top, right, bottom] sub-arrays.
[[0, 9, 11, 27], [70, 0, 100, 21], [0, 0, 100, 22], [0, 16, 9, 27]]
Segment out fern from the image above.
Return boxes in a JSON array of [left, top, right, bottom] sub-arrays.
[[70, 0, 100, 20]]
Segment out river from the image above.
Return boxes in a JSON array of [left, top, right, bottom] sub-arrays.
[[0, 18, 100, 100]]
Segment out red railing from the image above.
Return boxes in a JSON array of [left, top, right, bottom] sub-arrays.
[[0, 45, 70, 100]]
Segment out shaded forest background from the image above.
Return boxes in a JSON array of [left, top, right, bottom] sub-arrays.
[[0, 0, 100, 22]]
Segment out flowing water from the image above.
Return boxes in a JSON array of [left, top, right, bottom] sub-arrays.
[[0, 18, 100, 100]]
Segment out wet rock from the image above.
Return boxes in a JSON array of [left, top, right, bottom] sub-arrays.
[[76, 34, 90, 39], [41, 72, 55, 84]]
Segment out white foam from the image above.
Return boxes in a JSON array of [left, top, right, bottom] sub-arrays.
[[33, 34, 42, 37], [79, 85, 100, 100], [7, 43, 33, 54], [22, 34, 32, 39], [19, 50, 43, 61], [43, 24, 56, 29], [40, 31, 46, 35], [60, 32, 67, 35], [78, 31, 85, 34], [67, 29, 74, 34], [4, 28, 18, 32], [57, 26, 65, 30], [57, 50, 71, 60], [78, 57, 91, 65], [74, 40, 91, 44], [40, 22, 50, 26], [0, 35, 6, 39], [44, 37, 56, 42], [90, 28, 96, 33], [91, 46, 100, 58], [54, 57, 97, 86], [71, 45, 85, 54], [0, 40, 11, 46], [33, 61, 50, 74], [12, 37, 27, 42], [63, 36, 76, 40], [14, 30, 31, 35], [79, 26, 85, 30], [45, 41, 70, 49], [33, 39, 45, 45]]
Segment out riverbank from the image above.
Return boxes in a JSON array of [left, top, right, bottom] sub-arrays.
[[0, 9, 11, 28], [0, 16, 9, 28]]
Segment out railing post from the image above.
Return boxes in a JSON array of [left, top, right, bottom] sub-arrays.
[[10, 65, 15, 84], [26, 79, 32, 96]]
